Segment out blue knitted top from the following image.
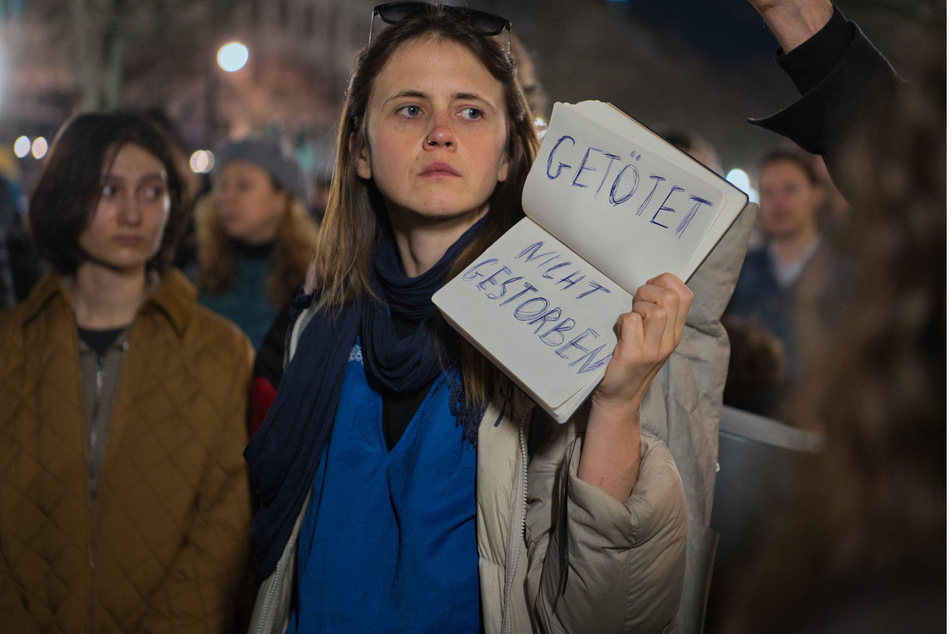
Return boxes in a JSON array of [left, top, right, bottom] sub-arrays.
[[287, 339, 480, 632]]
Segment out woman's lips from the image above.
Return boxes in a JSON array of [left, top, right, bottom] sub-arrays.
[[114, 235, 145, 247], [419, 162, 461, 177]]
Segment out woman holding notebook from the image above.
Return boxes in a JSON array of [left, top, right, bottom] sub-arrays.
[[245, 3, 692, 632]]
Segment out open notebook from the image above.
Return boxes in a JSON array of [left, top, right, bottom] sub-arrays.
[[433, 101, 748, 422]]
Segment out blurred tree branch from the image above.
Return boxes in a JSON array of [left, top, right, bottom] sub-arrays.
[[65, 0, 236, 110]]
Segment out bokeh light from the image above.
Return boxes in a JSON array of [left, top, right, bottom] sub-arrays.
[[190, 149, 215, 174], [217, 42, 249, 72], [31, 137, 48, 159], [726, 168, 758, 204], [13, 136, 30, 158]]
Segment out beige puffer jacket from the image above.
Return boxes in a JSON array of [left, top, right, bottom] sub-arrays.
[[476, 383, 686, 633], [248, 300, 687, 634]]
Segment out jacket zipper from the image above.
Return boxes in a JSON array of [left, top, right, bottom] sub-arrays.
[[501, 412, 529, 634], [87, 359, 104, 632], [253, 490, 311, 634], [253, 553, 287, 634]]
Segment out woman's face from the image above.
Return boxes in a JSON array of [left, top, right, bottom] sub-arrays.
[[215, 160, 288, 245], [356, 37, 511, 229], [78, 143, 170, 275]]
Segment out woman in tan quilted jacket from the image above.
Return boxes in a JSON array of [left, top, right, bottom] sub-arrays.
[[0, 111, 254, 633]]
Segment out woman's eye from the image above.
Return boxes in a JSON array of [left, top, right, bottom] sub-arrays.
[[101, 184, 117, 197], [398, 105, 422, 117], [143, 186, 165, 200], [461, 107, 483, 120]]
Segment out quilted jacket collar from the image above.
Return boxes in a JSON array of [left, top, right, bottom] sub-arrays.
[[145, 268, 197, 336], [19, 272, 67, 323], [20, 268, 196, 336]]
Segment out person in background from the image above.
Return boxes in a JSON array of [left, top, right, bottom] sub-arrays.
[[0, 185, 18, 308], [309, 146, 335, 224], [724, 146, 847, 417], [245, 4, 696, 632], [191, 136, 319, 348], [510, 32, 551, 132], [655, 124, 723, 175], [720, 314, 785, 414], [806, 149, 853, 254], [717, 0, 944, 630], [654, 125, 789, 415], [0, 147, 43, 307], [0, 111, 254, 633]]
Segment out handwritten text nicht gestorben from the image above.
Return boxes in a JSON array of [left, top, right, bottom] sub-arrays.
[[461, 241, 615, 375]]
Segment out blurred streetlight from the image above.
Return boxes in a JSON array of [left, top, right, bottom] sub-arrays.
[[190, 149, 214, 174], [726, 168, 758, 204], [207, 41, 250, 146], [217, 42, 249, 73], [13, 136, 30, 158], [31, 137, 48, 160], [12, 136, 48, 160]]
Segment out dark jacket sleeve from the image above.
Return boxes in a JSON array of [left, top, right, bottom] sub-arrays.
[[749, 8, 902, 175]]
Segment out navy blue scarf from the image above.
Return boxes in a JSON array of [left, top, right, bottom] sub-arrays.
[[244, 218, 488, 583]]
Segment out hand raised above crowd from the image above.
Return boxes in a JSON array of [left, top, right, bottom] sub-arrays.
[[746, 0, 834, 52]]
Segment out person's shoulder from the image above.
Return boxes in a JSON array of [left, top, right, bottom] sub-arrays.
[[0, 302, 25, 358], [0, 272, 64, 328], [175, 305, 254, 392], [191, 303, 253, 355], [734, 246, 773, 285], [0, 296, 25, 326], [743, 243, 771, 263], [0, 275, 71, 377], [153, 269, 253, 362]]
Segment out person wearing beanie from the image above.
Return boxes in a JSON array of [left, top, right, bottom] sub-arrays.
[[191, 136, 319, 349]]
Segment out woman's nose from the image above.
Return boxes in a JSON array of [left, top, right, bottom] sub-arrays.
[[118, 193, 142, 225], [424, 123, 454, 148]]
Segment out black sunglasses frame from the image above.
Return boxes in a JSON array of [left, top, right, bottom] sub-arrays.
[[368, 2, 512, 52]]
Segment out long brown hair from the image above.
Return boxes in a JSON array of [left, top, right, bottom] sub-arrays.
[[194, 189, 319, 306], [313, 5, 540, 405]]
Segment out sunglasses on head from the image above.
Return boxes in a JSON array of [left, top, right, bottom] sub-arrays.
[[368, 2, 512, 52]]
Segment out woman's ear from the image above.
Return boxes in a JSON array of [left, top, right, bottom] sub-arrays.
[[497, 145, 514, 183], [350, 132, 372, 180], [497, 154, 511, 183]]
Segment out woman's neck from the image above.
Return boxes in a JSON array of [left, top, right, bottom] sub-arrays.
[[233, 239, 276, 259], [388, 208, 487, 278], [65, 263, 152, 329]]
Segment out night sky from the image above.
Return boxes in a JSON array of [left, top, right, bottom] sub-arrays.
[[603, 0, 781, 65]]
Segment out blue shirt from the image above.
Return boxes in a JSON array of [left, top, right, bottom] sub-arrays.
[[288, 341, 481, 633]]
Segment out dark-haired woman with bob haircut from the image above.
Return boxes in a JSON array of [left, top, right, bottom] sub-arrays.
[[245, 4, 697, 632], [0, 111, 254, 633]]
